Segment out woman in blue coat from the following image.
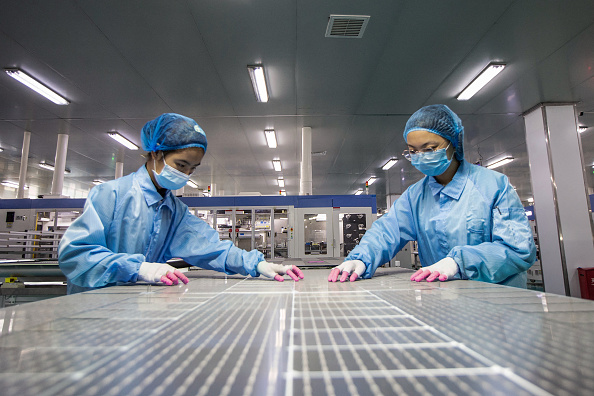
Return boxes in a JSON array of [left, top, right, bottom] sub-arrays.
[[59, 113, 303, 294], [328, 105, 536, 288]]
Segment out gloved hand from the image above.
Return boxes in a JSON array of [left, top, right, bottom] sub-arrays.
[[138, 262, 190, 286], [257, 261, 304, 282], [328, 260, 366, 282], [410, 257, 459, 282]]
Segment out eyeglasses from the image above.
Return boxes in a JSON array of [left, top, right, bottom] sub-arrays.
[[402, 142, 451, 161]]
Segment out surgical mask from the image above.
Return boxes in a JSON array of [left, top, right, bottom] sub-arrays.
[[410, 143, 453, 176], [152, 154, 190, 190]]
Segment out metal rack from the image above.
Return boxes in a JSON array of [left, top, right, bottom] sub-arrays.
[[0, 231, 64, 259]]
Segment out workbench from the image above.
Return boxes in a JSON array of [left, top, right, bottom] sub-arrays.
[[0, 263, 592, 395]]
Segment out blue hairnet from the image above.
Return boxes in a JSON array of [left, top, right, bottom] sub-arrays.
[[141, 113, 207, 153], [403, 104, 464, 161]]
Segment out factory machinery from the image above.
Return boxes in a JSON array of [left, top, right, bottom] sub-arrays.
[[0, 195, 377, 306]]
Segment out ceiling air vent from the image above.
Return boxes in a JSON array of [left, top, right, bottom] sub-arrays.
[[325, 14, 370, 38]]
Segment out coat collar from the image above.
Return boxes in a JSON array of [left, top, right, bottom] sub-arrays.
[[427, 160, 469, 200], [135, 164, 174, 208]]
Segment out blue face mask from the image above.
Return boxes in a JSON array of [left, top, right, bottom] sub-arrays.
[[410, 143, 453, 176], [153, 154, 190, 190]]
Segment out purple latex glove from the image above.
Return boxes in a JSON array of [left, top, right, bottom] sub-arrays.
[[138, 262, 190, 286], [328, 260, 366, 282], [410, 257, 458, 282], [257, 262, 304, 282]]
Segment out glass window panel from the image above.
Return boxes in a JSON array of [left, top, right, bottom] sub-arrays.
[[274, 209, 288, 258], [255, 209, 271, 258], [304, 213, 328, 255]]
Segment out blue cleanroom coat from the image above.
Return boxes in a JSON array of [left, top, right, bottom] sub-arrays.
[[58, 165, 263, 294], [347, 160, 536, 287]]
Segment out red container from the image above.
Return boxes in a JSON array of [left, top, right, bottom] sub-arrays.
[[578, 267, 594, 300]]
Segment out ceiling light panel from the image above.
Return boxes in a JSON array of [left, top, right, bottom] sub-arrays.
[[5, 69, 69, 105], [486, 156, 514, 169], [382, 158, 398, 170], [39, 161, 71, 174], [457, 63, 506, 101], [186, 180, 198, 189], [272, 160, 282, 172], [2, 181, 24, 189], [247, 65, 269, 102], [108, 132, 139, 150], [265, 130, 277, 148]]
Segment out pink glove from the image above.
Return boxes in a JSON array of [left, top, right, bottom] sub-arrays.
[[257, 262, 304, 282], [138, 262, 189, 286], [328, 260, 366, 282], [410, 257, 459, 282]]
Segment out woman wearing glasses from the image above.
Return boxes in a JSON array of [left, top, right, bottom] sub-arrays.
[[328, 104, 536, 288]]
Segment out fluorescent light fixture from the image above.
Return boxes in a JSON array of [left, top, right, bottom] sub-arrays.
[[457, 62, 506, 101], [107, 132, 139, 150], [265, 129, 277, 148], [486, 156, 514, 169], [273, 160, 282, 172], [527, 197, 534, 203], [354, 189, 363, 195], [0, 148, 4, 152], [366, 176, 377, 185], [38, 161, 55, 171], [186, 180, 198, 189], [92, 180, 105, 185], [278, 178, 285, 188], [4, 69, 69, 105], [39, 161, 71, 174], [578, 126, 588, 133], [2, 181, 27, 189], [247, 65, 269, 102], [382, 158, 398, 170]]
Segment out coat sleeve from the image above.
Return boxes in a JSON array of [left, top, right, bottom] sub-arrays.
[[346, 190, 417, 278], [448, 183, 536, 283], [167, 207, 264, 277], [58, 186, 145, 288]]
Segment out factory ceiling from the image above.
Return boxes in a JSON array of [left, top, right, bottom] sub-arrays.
[[1, 0, 594, 208]]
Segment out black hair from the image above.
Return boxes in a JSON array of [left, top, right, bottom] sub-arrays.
[[143, 148, 188, 162]]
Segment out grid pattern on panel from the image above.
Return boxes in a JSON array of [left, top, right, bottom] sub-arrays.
[[373, 287, 594, 394], [0, 277, 249, 396], [287, 288, 546, 396], [49, 286, 292, 396], [1, 268, 592, 395]]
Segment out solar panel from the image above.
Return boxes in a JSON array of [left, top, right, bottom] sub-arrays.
[[0, 265, 592, 395]]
